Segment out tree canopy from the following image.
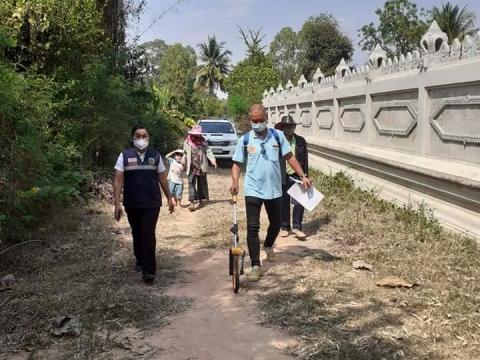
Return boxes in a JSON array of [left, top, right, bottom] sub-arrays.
[[195, 35, 231, 96], [269, 27, 299, 84], [139, 39, 169, 78], [238, 27, 267, 60], [358, 0, 428, 57], [431, 2, 478, 42], [298, 14, 353, 79], [156, 43, 197, 113], [225, 54, 279, 106], [0, 1, 196, 241]]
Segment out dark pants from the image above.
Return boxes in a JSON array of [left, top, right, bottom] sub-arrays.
[[125, 207, 160, 275], [188, 173, 209, 202], [281, 176, 305, 231], [245, 196, 282, 267]]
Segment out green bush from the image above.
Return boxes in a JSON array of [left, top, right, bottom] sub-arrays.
[[227, 94, 249, 120], [0, 1, 205, 243]]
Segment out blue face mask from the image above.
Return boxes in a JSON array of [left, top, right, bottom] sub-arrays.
[[251, 122, 267, 133]]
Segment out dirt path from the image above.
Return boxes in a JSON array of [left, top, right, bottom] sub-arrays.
[[145, 169, 303, 360]]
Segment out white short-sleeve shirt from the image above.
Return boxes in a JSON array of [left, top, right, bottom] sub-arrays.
[[114, 152, 166, 173]]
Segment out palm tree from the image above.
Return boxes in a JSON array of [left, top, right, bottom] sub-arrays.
[[196, 36, 232, 96], [431, 2, 478, 42]]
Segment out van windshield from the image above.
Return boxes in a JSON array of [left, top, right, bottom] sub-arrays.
[[200, 122, 235, 134]]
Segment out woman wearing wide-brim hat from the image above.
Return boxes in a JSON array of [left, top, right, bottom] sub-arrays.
[[182, 125, 217, 211], [274, 115, 309, 241]]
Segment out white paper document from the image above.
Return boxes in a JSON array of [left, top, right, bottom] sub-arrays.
[[287, 181, 324, 212]]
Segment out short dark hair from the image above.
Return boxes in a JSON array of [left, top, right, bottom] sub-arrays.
[[131, 125, 147, 138]]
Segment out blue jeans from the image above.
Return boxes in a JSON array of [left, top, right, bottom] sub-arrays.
[[281, 176, 305, 231]]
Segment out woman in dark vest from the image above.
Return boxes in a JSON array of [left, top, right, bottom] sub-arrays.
[[113, 126, 174, 284]]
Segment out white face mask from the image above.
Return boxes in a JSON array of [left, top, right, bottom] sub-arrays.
[[134, 138, 149, 150], [251, 122, 267, 133]]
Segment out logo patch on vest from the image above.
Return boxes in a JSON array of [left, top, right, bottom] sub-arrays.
[[247, 145, 257, 155], [127, 157, 137, 164], [148, 157, 156, 165]]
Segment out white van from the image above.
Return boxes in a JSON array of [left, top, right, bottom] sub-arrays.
[[198, 119, 238, 159]]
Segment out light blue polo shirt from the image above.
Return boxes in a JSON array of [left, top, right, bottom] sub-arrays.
[[233, 129, 292, 200]]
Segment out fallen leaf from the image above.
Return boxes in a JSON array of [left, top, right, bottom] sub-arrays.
[[0, 274, 16, 292], [352, 260, 373, 271], [376, 276, 416, 288], [50, 316, 81, 336]]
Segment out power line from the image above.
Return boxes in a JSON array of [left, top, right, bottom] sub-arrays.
[[134, 0, 187, 41]]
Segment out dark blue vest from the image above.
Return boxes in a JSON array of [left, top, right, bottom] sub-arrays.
[[122, 147, 162, 208]]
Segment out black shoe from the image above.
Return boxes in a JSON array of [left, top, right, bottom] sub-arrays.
[[143, 273, 155, 284]]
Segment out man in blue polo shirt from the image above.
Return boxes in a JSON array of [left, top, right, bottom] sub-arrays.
[[230, 104, 311, 281]]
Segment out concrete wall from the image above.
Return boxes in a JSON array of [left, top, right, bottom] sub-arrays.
[[263, 22, 480, 237]]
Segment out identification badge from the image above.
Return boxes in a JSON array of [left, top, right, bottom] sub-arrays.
[[127, 157, 137, 164], [247, 145, 257, 154]]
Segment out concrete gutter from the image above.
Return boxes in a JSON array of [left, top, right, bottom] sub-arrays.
[[306, 140, 480, 239]]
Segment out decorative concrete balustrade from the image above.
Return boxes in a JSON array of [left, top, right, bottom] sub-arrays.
[[263, 21, 480, 238]]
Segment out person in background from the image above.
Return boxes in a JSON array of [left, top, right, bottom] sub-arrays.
[[182, 125, 217, 211], [230, 104, 311, 282], [113, 125, 175, 284], [275, 115, 309, 240], [166, 149, 186, 207]]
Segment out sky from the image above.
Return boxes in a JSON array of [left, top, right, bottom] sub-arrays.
[[129, 0, 480, 66]]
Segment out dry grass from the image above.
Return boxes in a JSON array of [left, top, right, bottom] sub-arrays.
[[193, 169, 480, 359], [0, 202, 190, 359], [6, 168, 477, 359], [254, 170, 480, 359]]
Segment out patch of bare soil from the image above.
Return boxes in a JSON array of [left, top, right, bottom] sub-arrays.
[[142, 168, 298, 359]]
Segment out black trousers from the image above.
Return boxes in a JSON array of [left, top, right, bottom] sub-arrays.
[[245, 196, 282, 267], [281, 176, 305, 231], [188, 173, 209, 202], [125, 207, 160, 275]]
